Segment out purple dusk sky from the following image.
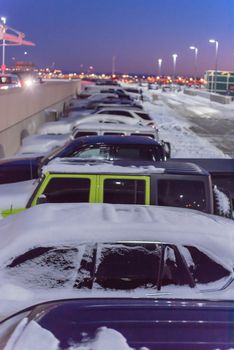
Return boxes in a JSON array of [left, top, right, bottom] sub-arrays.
[[1, 0, 234, 76]]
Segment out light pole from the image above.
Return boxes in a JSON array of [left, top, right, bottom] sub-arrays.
[[172, 54, 178, 79], [189, 46, 198, 81], [209, 39, 219, 93], [1, 17, 6, 73], [158, 58, 162, 76], [112, 55, 116, 77]]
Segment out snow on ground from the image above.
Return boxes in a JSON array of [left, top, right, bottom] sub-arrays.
[[143, 93, 230, 158]]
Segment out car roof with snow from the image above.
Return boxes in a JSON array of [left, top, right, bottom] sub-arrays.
[[97, 107, 147, 113], [42, 159, 209, 176], [73, 123, 156, 132], [0, 203, 234, 268], [68, 135, 161, 146], [172, 158, 234, 174]]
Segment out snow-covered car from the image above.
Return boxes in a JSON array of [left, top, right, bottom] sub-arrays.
[[79, 85, 128, 99], [2, 298, 234, 349], [72, 122, 160, 140], [37, 113, 149, 135], [0, 203, 234, 321], [16, 134, 71, 156], [92, 107, 156, 127], [0, 159, 229, 218], [70, 93, 133, 110]]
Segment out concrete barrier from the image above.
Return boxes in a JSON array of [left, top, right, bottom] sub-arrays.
[[184, 88, 232, 104], [210, 93, 232, 104], [0, 80, 81, 157]]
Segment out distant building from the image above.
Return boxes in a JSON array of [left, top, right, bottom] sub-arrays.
[[205, 70, 234, 96], [15, 61, 36, 71]]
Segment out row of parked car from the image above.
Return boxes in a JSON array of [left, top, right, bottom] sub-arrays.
[[1, 80, 234, 348]]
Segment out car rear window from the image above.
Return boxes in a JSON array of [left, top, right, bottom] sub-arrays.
[[103, 179, 146, 204], [136, 112, 151, 120], [131, 133, 155, 139], [103, 132, 125, 136], [0, 76, 12, 84], [74, 131, 98, 138], [157, 180, 207, 211], [113, 145, 164, 161], [41, 177, 90, 203]]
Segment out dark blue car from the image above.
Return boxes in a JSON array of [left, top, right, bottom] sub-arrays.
[[1, 298, 234, 349], [0, 136, 168, 184]]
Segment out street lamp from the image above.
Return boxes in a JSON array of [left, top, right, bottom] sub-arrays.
[[172, 53, 178, 78], [158, 58, 162, 76], [209, 39, 219, 93], [112, 55, 116, 77], [1, 17, 6, 73], [189, 46, 198, 81]]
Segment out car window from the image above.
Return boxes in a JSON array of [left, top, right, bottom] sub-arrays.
[[6, 246, 80, 288], [41, 177, 91, 203], [94, 243, 161, 290], [211, 174, 234, 195], [136, 112, 151, 120], [103, 179, 146, 204], [74, 131, 98, 138], [0, 76, 12, 84], [157, 180, 207, 211], [103, 132, 125, 136], [113, 145, 163, 161], [181, 246, 230, 284], [73, 146, 110, 160], [94, 243, 191, 290], [131, 133, 155, 139], [105, 111, 133, 117]]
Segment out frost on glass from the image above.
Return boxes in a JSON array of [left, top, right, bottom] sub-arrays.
[[94, 243, 161, 290], [6, 247, 80, 289]]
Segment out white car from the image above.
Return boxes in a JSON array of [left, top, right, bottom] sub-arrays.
[[93, 107, 156, 127], [16, 134, 71, 156], [79, 85, 127, 98], [37, 113, 147, 135], [70, 93, 119, 109], [0, 203, 234, 320], [72, 122, 159, 140]]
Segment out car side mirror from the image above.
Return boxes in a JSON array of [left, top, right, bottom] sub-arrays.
[[36, 194, 47, 205]]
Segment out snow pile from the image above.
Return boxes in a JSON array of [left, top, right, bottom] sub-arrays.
[[5, 325, 146, 350], [17, 134, 71, 155], [213, 186, 231, 217], [66, 327, 137, 350], [4, 319, 59, 350], [0, 180, 38, 208]]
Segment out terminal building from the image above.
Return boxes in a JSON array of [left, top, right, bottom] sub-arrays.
[[205, 70, 234, 96]]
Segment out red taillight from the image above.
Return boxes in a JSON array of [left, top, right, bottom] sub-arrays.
[[147, 122, 156, 128]]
